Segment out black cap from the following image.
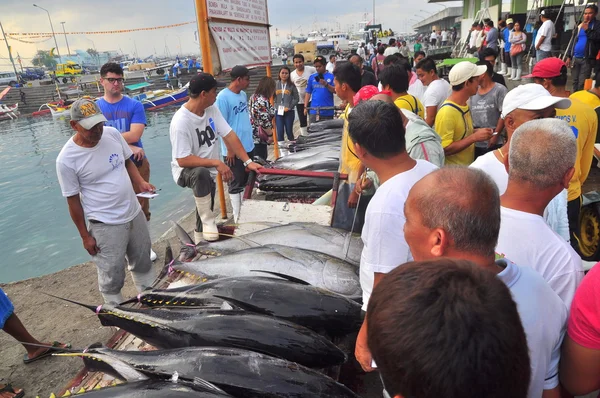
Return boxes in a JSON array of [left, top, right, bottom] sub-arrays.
[[314, 55, 326, 65], [230, 65, 257, 78], [189, 72, 226, 95]]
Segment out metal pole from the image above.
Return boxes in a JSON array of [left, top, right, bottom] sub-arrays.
[[33, 4, 62, 63], [195, 0, 228, 220], [373, 0, 375, 25], [0, 20, 20, 81], [60, 22, 71, 56]]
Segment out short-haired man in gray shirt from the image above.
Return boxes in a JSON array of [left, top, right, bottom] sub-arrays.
[[485, 20, 499, 51]]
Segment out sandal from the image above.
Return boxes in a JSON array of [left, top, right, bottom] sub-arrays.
[[0, 383, 24, 398], [23, 341, 71, 364]]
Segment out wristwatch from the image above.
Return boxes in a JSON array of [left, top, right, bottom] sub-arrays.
[[243, 159, 253, 167]]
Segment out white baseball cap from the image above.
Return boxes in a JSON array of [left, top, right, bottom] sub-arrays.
[[448, 61, 487, 86], [501, 83, 571, 118]]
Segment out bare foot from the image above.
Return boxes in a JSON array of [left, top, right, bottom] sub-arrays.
[[24, 341, 70, 364]]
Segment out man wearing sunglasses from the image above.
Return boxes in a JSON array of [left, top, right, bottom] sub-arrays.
[[96, 62, 156, 261]]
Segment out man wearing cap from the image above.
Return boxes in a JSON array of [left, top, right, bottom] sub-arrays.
[[305, 55, 336, 123], [471, 83, 571, 241], [56, 99, 157, 304], [434, 61, 493, 165], [535, 10, 555, 62], [566, 4, 600, 93], [383, 38, 399, 57], [216, 65, 257, 223], [526, 57, 598, 251], [170, 73, 261, 243]]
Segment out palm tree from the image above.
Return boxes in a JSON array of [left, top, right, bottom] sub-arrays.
[[32, 50, 57, 69], [87, 48, 99, 66]]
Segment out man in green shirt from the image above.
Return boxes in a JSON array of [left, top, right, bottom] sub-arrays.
[[414, 40, 423, 53]]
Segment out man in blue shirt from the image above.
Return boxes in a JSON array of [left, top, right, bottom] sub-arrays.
[[216, 65, 256, 222], [567, 5, 600, 92], [304, 55, 336, 123], [498, 19, 513, 77], [96, 62, 156, 261]]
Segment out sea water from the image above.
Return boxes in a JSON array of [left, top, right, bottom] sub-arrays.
[[0, 108, 196, 283]]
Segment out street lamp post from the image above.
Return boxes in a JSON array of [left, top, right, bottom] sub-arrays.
[[33, 4, 62, 63], [60, 22, 71, 56]]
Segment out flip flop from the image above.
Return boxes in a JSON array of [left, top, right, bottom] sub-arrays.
[[0, 383, 24, 398], [23, 341, 71, 364]]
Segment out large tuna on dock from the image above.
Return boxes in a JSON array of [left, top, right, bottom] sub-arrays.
[[174, 222, 363, 265], [52, 297, 346, 368], [63, 380, 231, 397], [166, 244, 361, 297], [67, 346, 360, 398], [123, 276, 362, 336]]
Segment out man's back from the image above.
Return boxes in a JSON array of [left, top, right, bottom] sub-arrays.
[[497, 259, 567, 398], [555, 98, 598, 201], [497, 206, 583, 308]]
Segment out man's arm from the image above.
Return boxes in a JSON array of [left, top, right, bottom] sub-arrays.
[[443, 129, 493, 155], [121, 123, 145, 144], [125, 158, 154, 193], [355, 271, 386, 372], [425, 106, 438, 127], [580, 113, 599, 185], [222, 131, 262, 172], [561, 335, 600, 395], [66, 195, 99, 256]]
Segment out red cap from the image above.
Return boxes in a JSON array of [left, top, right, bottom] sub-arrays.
[[353, 85, 380, 105], [522, 57, 566, 79]]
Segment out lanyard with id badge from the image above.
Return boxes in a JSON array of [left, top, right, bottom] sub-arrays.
[[278, 83, 287, 116]]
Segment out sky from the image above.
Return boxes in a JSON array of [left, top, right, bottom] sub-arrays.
[[0, 0, 461, 68]]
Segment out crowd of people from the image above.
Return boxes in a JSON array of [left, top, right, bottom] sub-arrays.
[[6, 7, 600, 395]]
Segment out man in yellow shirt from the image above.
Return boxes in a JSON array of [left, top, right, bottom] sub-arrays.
[[434, 61, 494, 165], [526, 57, 598, 250], [331, 61, 368, 232], [570, 72, 600, 110], [379, 64, 425, 118]]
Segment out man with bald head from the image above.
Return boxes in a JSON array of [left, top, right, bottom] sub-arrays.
[[349, 100, 438, 374], [470, 83, 571, 240], [496, 118, 583, 309], [403, 166, 567, 398]]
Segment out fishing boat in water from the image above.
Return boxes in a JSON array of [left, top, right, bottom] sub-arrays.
[[0, 87, 20, 120], [125, 82, 189, 111], [34, 88, 97, 117]]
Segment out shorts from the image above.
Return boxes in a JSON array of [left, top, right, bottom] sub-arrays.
[[0, 287, 14, 329]]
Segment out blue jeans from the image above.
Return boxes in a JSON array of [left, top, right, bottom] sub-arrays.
[[536, 50, 551, 63], [276, 110, 295, 141]]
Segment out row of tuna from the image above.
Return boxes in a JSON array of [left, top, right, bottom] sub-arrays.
[[51, 222, 365, 397], [257, 119, 343, 192]]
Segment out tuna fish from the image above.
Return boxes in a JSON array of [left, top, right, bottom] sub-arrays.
[[63, 346, 360, 398], [258, 174, 338, 192], [63, 380, 230, 397], [166, 244, 361, 297], [122, 276, 362, 336], [51, 296, 346, 368], [174, 222, 363, 265]]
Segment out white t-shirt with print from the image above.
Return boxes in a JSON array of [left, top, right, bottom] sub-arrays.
[[169, 104, 231, 182], [497, 206, 583, 309], [496, 259, 567, 397], [56, 126, 140, 225], [423, 78, 451, 109], [291, 66, 317, 105], [360, 159, 439, 310], [536, 20, 555, 51]]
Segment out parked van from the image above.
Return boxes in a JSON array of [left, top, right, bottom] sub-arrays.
[[0, 71, 19, 87]]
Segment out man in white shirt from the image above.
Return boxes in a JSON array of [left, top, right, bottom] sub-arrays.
[[430, 30, 437, 47], [536, 10, 556, 61], [415, 57, 451, 126], [470, 83, 571, 241], [326, 55, 336, 74], [403, 167, 568, 398], [56, 99, 157, 304], [441, 29, 449, 46], [367, 40, 375, 57], [290, 54, 317, 135], [496, 118, 584, 309], [169, 73, 261, 244], [350, 100, 438, 373], [383, 38, 399, 56]]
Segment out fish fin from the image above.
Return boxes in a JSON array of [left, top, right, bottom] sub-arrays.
[[42, 293, 98, 312], [191, 378, 229, 395], [212, 295, 272, 316], [250, 270, 311, 285], [150, 244, 175, 287], [171, 221, 199, 261]]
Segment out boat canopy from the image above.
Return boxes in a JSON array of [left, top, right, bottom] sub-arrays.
[[125, 82, 153, 91]]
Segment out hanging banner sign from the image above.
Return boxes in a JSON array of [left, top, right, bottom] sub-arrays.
[[207, 0, 268, 25], [209, 21, 271, 69]]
